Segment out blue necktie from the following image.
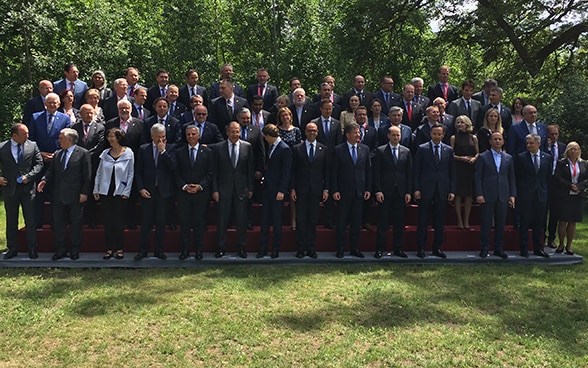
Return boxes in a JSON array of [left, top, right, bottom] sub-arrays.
[[351, 145, 357, 165], [17, 144, 23, 164], [309, 143, 314, 162]]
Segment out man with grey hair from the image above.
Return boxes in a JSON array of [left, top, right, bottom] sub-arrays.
[[411, 77, 430, 107], [103, 78, 132, 121], [135, 123, 177, 260], [473, 78, 498, 107], [37, 128, 91, 260], [477, 86, 512, 132], [289, 88, 313, 129]]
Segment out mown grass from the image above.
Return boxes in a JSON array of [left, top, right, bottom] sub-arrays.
[[0, 206, 586, 367]]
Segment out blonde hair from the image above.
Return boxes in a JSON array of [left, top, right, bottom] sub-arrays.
[[456, 115, 473, 133], [563, 141, 583, 162], [483, 108, 503, 134]]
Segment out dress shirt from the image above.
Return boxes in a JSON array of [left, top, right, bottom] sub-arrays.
[[228, 140, 241, 160], [492, 149, 502, 171], [389, 143, 399, 160], [306, 140, 315, 158], [62, 145, 75, 169], [10, 139, 20, 163]]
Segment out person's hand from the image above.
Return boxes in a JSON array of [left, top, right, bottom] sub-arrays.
[[333, 192, 341, 201], [37, 181, 46, 192], [139, 189, 151, 199], [0, 177, 7, 186], [212, 192, 219, 202], [276, 192, 284, 201], [93, 194, 100, 200], [79, 194, 88, 203], [413, 191, 421, 200], [476, 195, 485, 204], [375, 192, 384, 203], [290, 189, 297, 202]]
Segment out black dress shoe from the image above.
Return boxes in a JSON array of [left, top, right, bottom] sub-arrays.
[[362, 223, 374, 231], [373, 251, 383, 259], [215, 251, 225, 258], [350, 250, 365, 258], [494, 250, 509, 259], [416, 250, 426, 259], [565, 250, 574, 255], [547, 242, 557, 249], [393, 250, 408, 258], [168, 224, 177, 231], [534, 250, 550, 258], [134, 252, 148, 260], [88, 221, 97, 229], [179, 251, 190, 260], [520, 251, 529, 258], [306, 251, 318, 259], [555, 247, 564, 254], [154, 252, 167, 260], [195, 251, 203, 260], [432, 250, 447, 259], [479, 250, 488, 258], [70, 253, 79, 260], [52, 252, 66, 261], [247, 223, 254, 231], [3, 250, 17, 260], [324, 222, 335, 229], [256, 251, 267, 259], [335, 251, 344, 258], [28, 250, 38, 259], [237, 250, 247, 259], [295, 251, 305, 259], [271, 250, 279, 259]]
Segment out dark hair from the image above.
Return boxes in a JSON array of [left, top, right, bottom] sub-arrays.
[[344, 122, 360, 135], [106, 127, 126, 146], [64, 62, 77, 72], [511, 97, 527, 112], [153, 97, 169, 110], [58, 89, 75, 104], [461, 80, 475, 90], [262, 123, 279, 137]]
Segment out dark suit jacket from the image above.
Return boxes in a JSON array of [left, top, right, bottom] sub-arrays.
[[263, 140, 292, 195], [553, 159, 588, 199], [104, 117, 145, 155], [543, 141, 566, 174], [71, 120, 105, 171], [309, 102, 342, 121], [135, 142, 177, 199], [102, 96, 135, 122], [413, 141, 456, 200], [373, 143, 412, 198], [506, 119, 548, 155], [178, 85, 208, 107], [23, 95, 46, 127], [131, 104, 151, 122], [439, 113, 456, 145], [289, 104, 314, 129], [331, 142, 372, 198], [290, 141, 329, 196], [238, 124, 265, 172], [414, 95, 430, 108], [342, 89, 373, 110], [53, 79, 89, 109], [247, 84, 278, 111], [377, 123, 412, 150], [413, 122, 435, 153], [312, 92, 342, 106], [360, 124, 378, 151], [43, 145, 92, 204], [426, 83, 458, 105], [0, 139, 44, 196], [477, 104, 512, 132], [209, 82, 244, 100], [174, 144, 213, 193], [144, 115, 182, 145], [29, 110, 71, 153], [474, 149, 516, 201], [145, 85, 167, 113], [515, 150, 552, 203], [168, 101, 188, 120], [209, 96, 249, 136], [180, 121, 223, 146], [373, 90, 401, 114], [472, 91, 489, 106], [313, 117, 343, 149], [393, 99, 424, 130], [447, 98, 481, 122], [212, 139, 255, 200]]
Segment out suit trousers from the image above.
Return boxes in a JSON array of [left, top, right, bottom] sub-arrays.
[[376, 193, 405, 251], [416, 195, 447, 250], [546, 195, 558, 243], [101, 194, 128, 251], [519, 196, 547, 252], [295, 193, 321, 251], [53, 200, 84, 255], [4, 186, 36, 251], [217, 193, 248, 252], [336, 196, 363, 252], [139, 189, 168, 254], [259, 191, 284, 252], [177, 191, 209, 252], [479, 200, 508, 252]]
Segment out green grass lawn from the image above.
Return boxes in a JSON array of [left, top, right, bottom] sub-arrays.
[[0, 206, 586, 367]]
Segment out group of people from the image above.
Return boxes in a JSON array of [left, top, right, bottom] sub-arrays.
[[1, 62, 586, 261]]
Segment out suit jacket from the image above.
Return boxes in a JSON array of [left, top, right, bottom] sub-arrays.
[[102, 96, 134, 122], [426, 83, 458, 105], [145, 85, 168, 113], [247, 84, 278, 111], [290, 141, 329, 196], [515, 150, 552, 203], [544, 141, 566, 174], [331, 142, 372, 198], [553, 159, 588, 199], [178, 85, 208, 107], [474, 149, 516, 201], [439, 113, 455, 145], [414, 95, 430, 108], [373, 90, 401, 114], [393, 99, 424, 130], [43, 145, 92, 204], [309, 102, 342, 121], [23, 95, 46, 127], [312, 92, 342, 106], [377, 123, 412, 150], [209, 82, 244, 100], [131, 104, 151, 122], [104, 117, 145, 155], [359, 124, 378, 151], [144, 115, 182, 145], [412, 122, 435, 153], [180, 121, 223, 146], [135, 142, 177, 198], [212, 139, 255, 200], [477, 103, 512, 132], [506, 119, 547, 155], [53, 79, 89, 109], [238, 124, 265, 172], [29, 110, 71, 153], [71, 120, 105, 171], [168, 101, 188, 120], [263, 140, 292, 195], [209, 96, 249, 136], [289, 104, 314, 129], [472, 91, 489, 106], [413, 141, 456, 200], [373, 143, 412, 199], [342, 89, 373, 110], [447, 98, 481, 122], [0, 139, 44, 196], [174, 144, 214, 193], [313, 117, 343, 149], [249, 109, 270, 129]]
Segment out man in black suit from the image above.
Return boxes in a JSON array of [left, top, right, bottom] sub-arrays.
[[433, 97, 456, 145], [379, 106, 412, 149], [23, 80, 53, 127], [472, 79, 498, 107], [310, 83, 343, 120], [236, 108, 265, 207], [373, 76, 400, 114], [312, 75, 342, 106], [179, 69, 208, 107], [125, 67, 144, 97], [373, 125, 412, 258], [515, 134, 552, 258], [37, 128, 91, 260], [475, 132, 516, 259], [72, 104, 105, 228], [289, 88, 314, 129], [209, 64, 244, 100], [212, 122, 255, 258], [290, 122, 329, 259], [246, 68, 278, 111], [411, 77, 430, 107], [447, 80, 481, 122], [331, 122, 372, 258], [394, 84, 424, 130], [427, 65, 458, 105], [477, 87, 512, 132], [166, 85, 187, 119], [174, 125, 213, 260], [144, 97, 182, 144], [413, 123, 456, 258], [413, 105, 441, 153], [103, 78, 132, 122], [145, 69, 169, 114], [209, 79, 249, 137], [250, 95, 271, 129], [183, 104, 223, 146], [132, 87, 151, 122], [545, 124, 566, 247], [0, 124, 44, 259], [257, 124, 292, 259], [342, 75, 373, 110], [134, 123, 177, 260], [355, 106, 377, 230]]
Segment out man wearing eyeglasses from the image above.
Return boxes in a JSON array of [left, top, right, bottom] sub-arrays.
[[183, 104, 223, 146]]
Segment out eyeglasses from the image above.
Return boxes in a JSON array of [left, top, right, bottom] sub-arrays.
[[195, 113, 207, 116]]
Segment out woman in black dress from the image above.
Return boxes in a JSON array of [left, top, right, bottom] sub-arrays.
[[476, 108, 503, 153], [552, 142, 588, 255]]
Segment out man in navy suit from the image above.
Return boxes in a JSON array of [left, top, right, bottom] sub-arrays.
[[289, 88, 314, 129], [378, 106, 412, 149], [145, 69, 169, 114], [342, 75, 373, 110], [131, 87, 151, 122], [209, 64, 244, 100], [144, 97, 182, 144], [102, 78, 133, 122], [355, 106, 377, 230], [413, 123, 456, 258], [0, 124, 44, 259], [310, 83, 342, 120], [165, 85, 187, 119], [427, 65, 458, 105], [179, 69, 208, 108], [290, 122, 329, 259], [134, 123, 177, 260], [182, 105, 223, 146], [209, 79, 249, 137], [125, 67, 144, 97], [411, 77, 430, 107], [373, 76, 400, 114], [472, 79, 498, 107], [174, 125, 213, 260], [413, 105, 441, 153], [331, 122, 372, 258], [53, 63, 88, 109], [515, 134, 552, 258], [37, 128, 91, 260], [475, 132, 516, 259], [246, 68, 278, 112], [507, 105, 547, 155], [236, 108, 265, 210], [545, 124, 566, 247], [393, 84, 423, 130], [23, 80, 53, 127], [312, 75, 342, 106], [257, 124, 292, 259], [433, 97, 456, 145], [373, 125, 412, 258]]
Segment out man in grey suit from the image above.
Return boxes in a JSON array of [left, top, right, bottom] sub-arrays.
[[0, 124, 44, 259], [212, 122, 255, 258], [37, 128, 92, 260], [447, 80, 481, 122]]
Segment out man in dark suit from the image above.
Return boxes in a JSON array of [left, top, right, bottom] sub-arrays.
[[256, 124, 292, 259], [52, 63, 88, 109], [413, 105, 441, 153], [379, 106, 412, 149], [447, 80, 481, 122], [411, 77, 430, 107], [72, 104, 105, 228], [472, 79, 498, 107], [174, 125, 213, 260], [102, 78, 132, 122], [475, 132, 516, 259], [166, 85, 187, 119], [212, 122, 255, 258], [209, 64, 244, 100], [290, 122, 329, 259], [125, 67, 144, 97], [507, 105, 547, 155], [331, 122, 372, 258], [373, 125, 412, 258], [373, 76, 400, 114], [250, 95, 271, 129], [131, 87, 151, 122], [427, 65, 458, 105], [209, 79, 249, 137], [515, 134, 552, 258], [312, 75, 342, 106], [23, 80, 53, 127], [134, 123, 177, 260], [289, 88, 314, 129], [433, 97, 456, 145], [310, 83, 343, 121], [182, 105, 223, 146], [246, 68, 278, 112], [477, 87, 512, 132], [342, 75, 373, 110], [145, 69, 169, 114], [179, 69, 208, 108], [413, 123, 456, 258], [545, 124, 566, 247], [0, 124, 44, 259], [37, 128, 91, 260], [144, 97, 182, 144], [394, 84, 424, 130], [236, 108, 265, 208]]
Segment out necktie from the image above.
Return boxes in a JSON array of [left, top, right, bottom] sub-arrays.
[[529, 124, 536, 135], [190, 147, 196, 166], [466, 100, 471, 116], [197, 123, 202, 135], [442, 84, 448, 100], [309, 143, 314, 162], [434, 145, 440, 165], [231, 143, 237, 168], [138, 106, 143, 120], [241, 127, 247, 140], [324, 119, 329, 134], [227, 99, 233, 119], [258, 84, 264, 97], [191, 87, 196, 97], [154, 145, 159, 166], [407, 102, 412, 121], [83, 124, 90, 143], [17, 144, 23, 164], [47, 114, 54, 134], [61, 149, 68, 170], [161, 87, 166, 97], [551, 143, 556, 158], [121, 120, 128, 132], [384, 93, 389, 106], [69, 82, 75, 92], [269, 143, 275, 158], [392, 146, 397, 162], [533, 154, 539, 173], [351, 145, 357, 165], [159, 118, 165, 128]]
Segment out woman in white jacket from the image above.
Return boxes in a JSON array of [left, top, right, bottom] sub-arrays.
[[93, 127, 134, 260]]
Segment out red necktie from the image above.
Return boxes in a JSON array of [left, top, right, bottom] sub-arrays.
[[407, 102, 412, 121]]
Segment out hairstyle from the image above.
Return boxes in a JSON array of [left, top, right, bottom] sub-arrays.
[[289, 77, 300, 86], [511, 97, 527, 112], [489, 87, 503, 97], [277, 107, 292, 126], [262, 123, 279, 137], [344, 122, 360, 135], [92, 70, 106, 80], [430, 123, 446, 134], [369, 98, 383, 109], [85, 88, 100, 100], [461, 80, 475, 90], [320, 98, 333, 108], [58, 89, 75, 104], [125, 67, 138, 76], [184, 124, 200, 135], [346, 94, 360, 112], [525, 133, 541, 143], [156, 69, 168, 76], [153, 97, 169, 110], [563, 142, 583, 161], [355, 106, 368, 116], [150, 123, 166, 136], [61, 128, 79, 144], [185, 69, 198, 78], [106, 127, 126, 146], [64, 62, 77, 72], [483, 79, 498, 88], [133, 87, 147, 96], [455, 115, 473, 133], [482, 108, 503, 134], [252, 95, 264, 103], [11, 123, 24, 136], [389, 106, 403, 115], [113, 78, 127, 88], [237, 107, 251, 117], [411, 77, 424, 85], [276, 94, 290, 106], [117, 99, 131, 109]]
